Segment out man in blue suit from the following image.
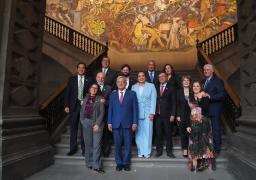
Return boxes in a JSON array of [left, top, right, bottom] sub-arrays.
[[108, 76, 138, 171], [202, 64, 226, 154]]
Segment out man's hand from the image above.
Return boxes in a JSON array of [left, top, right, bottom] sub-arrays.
[[176, 116, 181, 122], [132, 124, 137, 132], [64, 107, 70, 113], [148, 114, 154, 121], [170, 115, 175, 122], [108, 124, 112, 132], [186, 127, 191, 133]]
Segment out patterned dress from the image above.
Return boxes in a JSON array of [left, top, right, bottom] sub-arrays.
[[188, 97, 215, 160]]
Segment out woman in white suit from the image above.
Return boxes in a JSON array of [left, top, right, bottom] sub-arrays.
[[132, 72, 157, 158]]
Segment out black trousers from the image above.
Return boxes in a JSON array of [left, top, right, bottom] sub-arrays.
[[155, 115, 173, 154], [102, 116, 112, 155], [178, 122, 189, 150], [69, 102, 84, 152]]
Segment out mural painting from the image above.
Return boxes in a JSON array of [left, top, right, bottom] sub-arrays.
[[46, 0, 237, 52]]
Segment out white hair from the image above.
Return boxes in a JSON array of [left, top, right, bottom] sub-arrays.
[[116, 76, 127, 84], [204, 64, 214, 71]]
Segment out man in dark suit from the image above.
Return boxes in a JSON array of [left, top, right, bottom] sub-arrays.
[[64, 62, 93, 156], [120, 64, 136, 90], [94, 56, 118, 88], [202, 64, 226, 154], [108, 76, 138, 171], [145, 60, 159, 86], [96, 72, 112, 157], [155, 73, 176, 158]]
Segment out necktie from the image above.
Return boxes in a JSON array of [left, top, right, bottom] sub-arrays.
[[103, 68, 107, 74], [204, 79, 209, 89], [150, 71, 154, 83], [160, 85, 164, 96], [119, 91, 124, 104], [78, 76, 84, 100]]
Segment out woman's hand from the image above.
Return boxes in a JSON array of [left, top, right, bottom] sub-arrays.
[[176, 116, 181, 122], [186, 127, 191, 133], [148, 114, 154, 121], [93, 124, 99, 132]]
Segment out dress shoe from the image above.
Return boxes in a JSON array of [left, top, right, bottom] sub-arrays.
[[123, 165, 130, 171], [116, 165, 123, 171], [155, 152, 162, 157], [87, 166, 92, 170], [67, 150, 77, 156], [167, 152, 175, 158], [183, 154, 188, 158], [93, 169, 105, 174]]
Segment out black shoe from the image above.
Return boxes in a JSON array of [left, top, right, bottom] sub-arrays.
[[116, 165, 123, 171], [183, 154, 188, 158], [123, 165, 130, 171], [67, 150, 77, 156], [155, 152, 162, 157], [94, 169, 105, 174], [87, 166, 92, 170], [167, 152, 175, 158]]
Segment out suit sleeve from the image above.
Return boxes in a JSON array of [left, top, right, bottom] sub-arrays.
[[64, 77, 72, 108], [132, 92, 139, 125], [107, 93, 114, 125], [149, 84, 157, 115], [176, 91, 182, 117], [209, 79, 226, 102]]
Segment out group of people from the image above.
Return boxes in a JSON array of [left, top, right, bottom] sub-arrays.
[[64, 57, 225, 173]]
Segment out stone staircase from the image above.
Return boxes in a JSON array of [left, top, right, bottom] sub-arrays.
[[54, 126, 228, 168]]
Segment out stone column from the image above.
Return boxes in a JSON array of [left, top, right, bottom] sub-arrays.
[[0, 0, 54, 179], [227, 0, 256, 179]]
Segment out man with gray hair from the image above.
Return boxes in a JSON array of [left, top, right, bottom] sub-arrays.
[[202, 64, 226, 155]]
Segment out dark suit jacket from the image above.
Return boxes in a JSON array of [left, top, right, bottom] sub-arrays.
[[94, 68, 118, 88], [100, 84, 112, 106], [166, 73, 181, 89], [177, 88, 193, 127], [145, 71, 159, 86], [202, 75, 226, 116], [108, 90, 138, 129], [64, 75, 93, 112], [156, 84, 176, 117]]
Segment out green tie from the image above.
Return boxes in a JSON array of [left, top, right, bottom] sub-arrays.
[[78, 76, 84, 100]]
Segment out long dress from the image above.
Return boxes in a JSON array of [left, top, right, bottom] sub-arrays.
[[132, 82, 157, 157], [188, 97, 215, 161]]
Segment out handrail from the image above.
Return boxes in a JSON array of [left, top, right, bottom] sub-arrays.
[[200, 23, 238, 56], [44, 15, 106, 56]]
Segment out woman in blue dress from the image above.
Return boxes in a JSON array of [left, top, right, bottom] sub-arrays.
[[132, 72, 157, 158]]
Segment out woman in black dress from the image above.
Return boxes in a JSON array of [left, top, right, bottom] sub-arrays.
[[187, 81, 215, 172], [177, 75, 192, 157]]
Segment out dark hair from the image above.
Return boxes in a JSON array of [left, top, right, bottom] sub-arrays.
[[77, 62, 86, 69], [192, 81, 202, 89], [121, 64, 131, 71], [88, 83, 103, 96], [163, 64, 174, 75], [102, 56, 110, 61]]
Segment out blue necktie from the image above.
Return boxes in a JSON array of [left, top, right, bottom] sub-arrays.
[[204, 79, 209, 89], [150, 72, 154, 83]]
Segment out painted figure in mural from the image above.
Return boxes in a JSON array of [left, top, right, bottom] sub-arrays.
[[132, 72, 157, 158], [200, 0, 211, 22], [168, 17, 181, 50]]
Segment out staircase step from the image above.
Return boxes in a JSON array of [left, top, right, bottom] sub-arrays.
[[54, 151, 228, 168]]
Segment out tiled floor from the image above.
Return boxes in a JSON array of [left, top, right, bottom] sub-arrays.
[[27, 163, 238, 180]]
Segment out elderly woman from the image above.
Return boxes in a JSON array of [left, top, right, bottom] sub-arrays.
[[80, 83, 105, 173], [132, 72, 157, 158], [187, 81, 215, 172]]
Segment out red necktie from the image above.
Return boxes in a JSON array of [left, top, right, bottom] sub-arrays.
[[120, 91, 124, 104], [160, 85, 164, 96]]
